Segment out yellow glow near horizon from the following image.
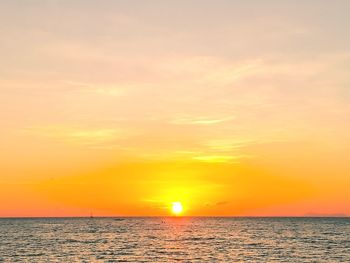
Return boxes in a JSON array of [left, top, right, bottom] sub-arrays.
[[171, 202, 183, 215]]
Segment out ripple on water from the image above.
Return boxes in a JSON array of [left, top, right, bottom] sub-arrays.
[[0, 217, 349, 262]]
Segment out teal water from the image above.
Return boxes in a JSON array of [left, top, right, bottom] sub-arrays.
[[0, 217, 349, 262]]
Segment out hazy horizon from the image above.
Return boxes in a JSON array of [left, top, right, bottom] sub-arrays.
[[1, 215, 349, 218]]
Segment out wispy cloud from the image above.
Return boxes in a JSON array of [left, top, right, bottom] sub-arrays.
[[169, 116, 235, 126], [63, 81, 126, 96], [202, 60, 263, 85], [193, 155, 241, 163], [22, 125, 121, 145], [205, 139, 256, 151]]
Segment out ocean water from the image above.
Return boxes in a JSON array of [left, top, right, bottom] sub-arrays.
[[0, 217, 349, 262]]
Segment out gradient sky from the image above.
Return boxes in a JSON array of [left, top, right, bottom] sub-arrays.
[[1, 0, 350, 217]]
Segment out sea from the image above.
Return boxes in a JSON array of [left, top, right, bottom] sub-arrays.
[[0, 217, 349, 262]]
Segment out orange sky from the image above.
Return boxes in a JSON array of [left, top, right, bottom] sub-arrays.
[[1, 1, 350, 217]]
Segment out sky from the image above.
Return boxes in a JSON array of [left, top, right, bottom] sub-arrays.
[[1, 0, 350, 217]]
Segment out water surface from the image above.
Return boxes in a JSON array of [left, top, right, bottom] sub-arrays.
[[0, 217, 349, 262]]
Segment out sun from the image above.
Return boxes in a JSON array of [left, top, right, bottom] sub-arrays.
[[171, 202, 183, 215]]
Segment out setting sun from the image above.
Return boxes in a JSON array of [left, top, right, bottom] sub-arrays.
[[171, 202, 183, 215], [1, 1, 349, 261]]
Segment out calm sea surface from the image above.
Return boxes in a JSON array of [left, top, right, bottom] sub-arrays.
[[0, 217, 349, 262]]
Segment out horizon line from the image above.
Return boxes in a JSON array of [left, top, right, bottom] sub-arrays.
[[0, 215, 348, 219]]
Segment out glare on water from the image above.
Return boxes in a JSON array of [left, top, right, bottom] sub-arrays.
[[0, 217, 349, 262]]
